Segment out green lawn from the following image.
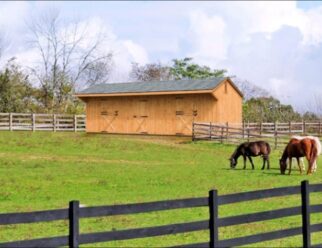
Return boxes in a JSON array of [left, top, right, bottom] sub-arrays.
[[0, 131, 321, 247]]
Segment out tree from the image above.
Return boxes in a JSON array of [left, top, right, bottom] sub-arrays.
[[233, 78, 271, 100], [302, 111, 320, 121], [243, 97, 302, 122], [170, 57, 226, 80], [130, 62, 172, 81], [27, 10, 113, 113], [0, 58, 38, 113], [130, 57, 227, 82]]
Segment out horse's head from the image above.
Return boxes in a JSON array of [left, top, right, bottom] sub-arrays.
[[230, 157, 237, 168], [279, 159, 287, 175]]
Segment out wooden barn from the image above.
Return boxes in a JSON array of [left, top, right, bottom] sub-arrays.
[[76, 77, 243, 136]]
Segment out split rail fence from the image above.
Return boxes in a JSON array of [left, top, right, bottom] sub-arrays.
[[0, 113, 85, 132], [0, 180, 321, 247], [193, 121, 322, 148]]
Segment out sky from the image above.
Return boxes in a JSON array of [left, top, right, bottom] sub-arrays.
[[1, 1, 322, 112]]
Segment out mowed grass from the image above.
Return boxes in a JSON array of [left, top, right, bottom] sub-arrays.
[[0, 131, 321, 247]]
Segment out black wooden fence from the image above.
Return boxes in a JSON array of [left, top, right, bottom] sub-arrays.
[[1, 180, 322, 247]]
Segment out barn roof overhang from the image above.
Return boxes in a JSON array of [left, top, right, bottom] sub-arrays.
[[75, 77, 243, 100], [76, 89, 217, 99]]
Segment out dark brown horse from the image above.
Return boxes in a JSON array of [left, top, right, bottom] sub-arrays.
[[229, 141, 271, 170], [280, 137, 321, 175]]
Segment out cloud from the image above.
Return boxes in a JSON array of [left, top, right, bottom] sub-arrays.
[[1, 9, 148, 84], [184, 3, 322, 110], [3, 1, 322, 111], [187, 11, 227, 65]]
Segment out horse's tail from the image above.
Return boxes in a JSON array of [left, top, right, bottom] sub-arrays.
[[311, 136, 322, 155], [266, 142, 271, 155], [310, 139, 319, 173]]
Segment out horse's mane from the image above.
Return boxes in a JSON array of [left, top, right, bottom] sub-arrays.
[[230, 143, 245, 159], [291, 136, 321, 155]]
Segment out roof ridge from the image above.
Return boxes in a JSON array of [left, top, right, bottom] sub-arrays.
[[77, 77, 230, 95], [91, 77, 226, 86]]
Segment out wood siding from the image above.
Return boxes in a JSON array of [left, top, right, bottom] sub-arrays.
[[82, 79, 242, 135], [213, 80, 243, 123]]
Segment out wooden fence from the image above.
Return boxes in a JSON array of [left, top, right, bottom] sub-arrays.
[[0, 113, 86, 132], [0, 180, 321, 247], [192, 121, 322, 148]]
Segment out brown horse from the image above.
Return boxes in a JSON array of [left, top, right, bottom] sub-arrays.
[[280, 137, 320, 175], [229, 141, 271, 170]]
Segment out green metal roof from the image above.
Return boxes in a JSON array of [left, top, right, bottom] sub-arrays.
[[78, 77, 228, 95]]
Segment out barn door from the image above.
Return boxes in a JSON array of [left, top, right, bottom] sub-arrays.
[[100, 99, 119, 133], [133, 99, 148, 134], [175, 96, 197, 135]]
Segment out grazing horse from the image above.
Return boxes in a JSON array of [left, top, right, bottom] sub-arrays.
[[229, 141, 271, 170], [279, 136, 321, 175], [291, 136, 321, 173]]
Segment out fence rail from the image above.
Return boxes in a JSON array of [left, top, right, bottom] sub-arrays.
[[0, 113, 85, 132], [0, 180, 321, 247], [192, 121, 322, 148]]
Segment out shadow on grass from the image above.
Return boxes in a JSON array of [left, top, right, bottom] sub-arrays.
[[263, 170, 305, 176], [222, 167, 280, 171]]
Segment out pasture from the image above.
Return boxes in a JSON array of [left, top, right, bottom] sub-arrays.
[[0, 131, 321, 247]]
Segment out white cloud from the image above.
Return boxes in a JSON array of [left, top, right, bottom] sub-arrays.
[[121, 40, 149, 65], [3, 1, 322, 111], [184, 2, 322, 110], [1, 10, 148, 84], [187, 11, 228, 65]]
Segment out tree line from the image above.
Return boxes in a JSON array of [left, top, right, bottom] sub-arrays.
[[0, 10, 319, 121]]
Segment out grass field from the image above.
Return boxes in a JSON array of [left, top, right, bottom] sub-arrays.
[[0, 131, 321, 247]]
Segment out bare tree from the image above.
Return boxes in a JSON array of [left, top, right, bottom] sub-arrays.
[[130, 62, 172, 82], [27, 9, 113, 112], [233, 78, 271, 100], [304, 94, 322, 118]]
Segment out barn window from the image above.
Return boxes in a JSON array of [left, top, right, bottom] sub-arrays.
[[176, 111, 184, 116]]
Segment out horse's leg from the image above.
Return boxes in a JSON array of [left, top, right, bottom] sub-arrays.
[[267, 156, 270, 170], [288, 157, 292, 175], [261, 155, 266, 170], [243, 155, 246, 169], [308, 155, 316, 175], [296, 158, 302, 174], [306, 154, 313, 175], [248, 156, 255, 170]]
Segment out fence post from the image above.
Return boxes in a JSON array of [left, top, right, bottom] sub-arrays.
[[247, 128, 250, 143], [32, 113, 35, 132], [242, 121, 245, 138], [220, 127, 224, 144], [303, 120, 306, 135], [301, 180, 311, 248], [209, 122, 212, 140], [69, 200, 80, 248], [289, 121, 291, 136], [53, 114, 56, 132], [259, 121, 262, 135], [274, 121, 278, 149], [209, 190, 219, 248], [226, 122, 229, 141], [192, 122, 195, 141], [9, 113, 12, 131], [74, 115, 77, 132]]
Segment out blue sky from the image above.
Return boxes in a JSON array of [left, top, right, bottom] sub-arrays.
[[1, 1, 322, 111]]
